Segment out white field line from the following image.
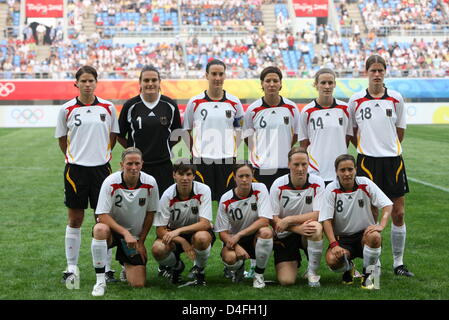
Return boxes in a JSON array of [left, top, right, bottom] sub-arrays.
[[408, 177, 449, 193]]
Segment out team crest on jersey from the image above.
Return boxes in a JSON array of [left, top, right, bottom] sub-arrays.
[[225, 110, 232, 118], [159, 116, 169, 126], [339, 117, 343, 126], [386, 109, 392, 117], [251, 203, 257, 211], [358, 199, 364, 208], [100, 114, 106, 121], [191, 206, 199, 214], [284, 116, 289, 125], [139, 198, 146, 206], [306, 196, 312, 204]]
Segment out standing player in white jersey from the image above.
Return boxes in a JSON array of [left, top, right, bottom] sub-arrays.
[[151, 163, 215, 286], [348, 55, 413, 277], [243, 66, 301, 190], [299, 68, 353, 185], [55, 66, 120, 287], [215, 163, 274, 289], [183, 59, 244, 201], [319, 154, 392, 290], [270, 147, 324, 287], [90, 148, 159, 296]]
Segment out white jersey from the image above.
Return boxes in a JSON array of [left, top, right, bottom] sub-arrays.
[[299, 99, 353, 181], [95, 171, 159, 240], [349, 89, 406, 157], [183, 90, 244, 159], [243, 96, 300, 169], [55, 96, 120, 166], [270, 173, 325, 239], [215, 183, 272, 235], [153, 181, 213, 230], [319, 176, 393, 236]]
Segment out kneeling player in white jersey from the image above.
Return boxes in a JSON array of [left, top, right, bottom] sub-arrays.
[[270, 147, 325, 287], [319, 154, 392, 290], [91, 148, 159, 296], [215, 163, 274, 289], [152, 163, 215, 287]]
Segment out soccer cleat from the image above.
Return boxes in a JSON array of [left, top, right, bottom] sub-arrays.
[[178, 270, 206, 288], [244, 266, 256, 279], [170, 260, 185, 284], [187, 265, 203, 280], [342, 262, 355, 285], [232, 262, 245, 283], [105, 270, 119, 283], [223, 266, 233, 279], [361, 271, 375, 290], [62, 266, 80, 288], [158, 264, 172, 278], [253, 273, 266, 289], [394, 265, 414, 277], [303, 272, 321, 288], [91, 282, 106, 297]]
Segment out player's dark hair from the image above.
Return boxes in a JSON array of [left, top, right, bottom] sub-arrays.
[[75, 65, 98, 82], [334, 154, 356, 171], [173, 162, 197, 175], [206, 59, 226, 73], [121, 147, 143, 162], [288, 146, 308, 162], [260, 66, 283, 82], [365, 55, 387, 71], [232, 162, 254, 175], [139, 65, 161, 82]]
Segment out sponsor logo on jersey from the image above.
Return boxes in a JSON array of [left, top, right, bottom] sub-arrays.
[[306, 196, 312, 204], [386, 109, 392, 117], [226, 110, 232, 118], [251, 203, 257, 211], [139, 198, 146, 206], [100, 113, 106, 121], [191, 206, 199, 214], [159, 116, 168, 125], [284, 116, 289, 125], [358, 199, 364, 208]]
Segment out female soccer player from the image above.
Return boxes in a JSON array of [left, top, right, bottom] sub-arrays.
[[299, 68, 353, 185], [55, 65, 119, 286], [319, 154, 392, 290], [215, 163, 274, 289], [243, 66, 300, 190], [118, 65, 181, 194], [348, 55, 413, 277]]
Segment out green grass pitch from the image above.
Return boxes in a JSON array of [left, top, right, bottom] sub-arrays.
[[0, 125, 448, 300]]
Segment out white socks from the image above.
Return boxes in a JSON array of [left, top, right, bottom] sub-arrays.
[[363, 245, 381, 270], [106, 248, 113, 273], [91, 239, 107, 283], [391, 223, 406, 268], [65, 226, 81, 273], [255, 238, 273, 272], [223, 259, 244, 271], [194, 244, 211, 269], [307, 239, 323, 276], [158, 251, 178, 268]]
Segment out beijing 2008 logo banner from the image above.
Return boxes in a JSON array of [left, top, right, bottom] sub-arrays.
[[26, 0, 63, 18], [292, 0, 328, 17]]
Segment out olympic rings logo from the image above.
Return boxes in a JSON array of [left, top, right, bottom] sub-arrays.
[[11, 108, 44, 124], [0, 82, 16, 97]]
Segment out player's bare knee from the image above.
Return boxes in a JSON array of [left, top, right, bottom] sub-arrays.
[[92, 223, 110, 240], [151, 240, 168, 260], [257, 227, 273, 239], [392, 210, 405, 225], [277, 275, 296, 286], [309, 221, 323, 240], [192, 231, 212, 250], [129, 280, 145, 288], [365, 232, 381, 248]]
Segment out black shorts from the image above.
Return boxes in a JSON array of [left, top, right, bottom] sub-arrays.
[[109, 231, 146, 266], [336, 230, 365, 260], [193, 157, 235, 201], [273, 233, 307, 265], [172, 228, 216, 258], [356, 154, 409, 199], [254, 168, 290, 190], [231, 233, 258, 260], [64, 163, 111, 210], [142, 160, 174, 195]]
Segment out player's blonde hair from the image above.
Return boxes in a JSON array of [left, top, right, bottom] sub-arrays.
[[121, 147, 143, 162]]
